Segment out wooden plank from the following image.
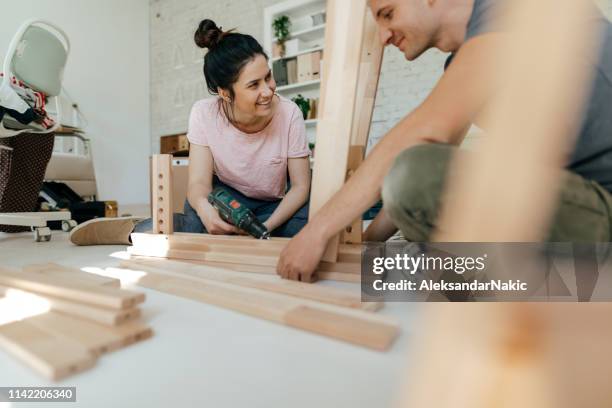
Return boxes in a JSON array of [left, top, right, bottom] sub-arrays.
[[0, 318, 96, 381], [134, 271, 399, 351], [132, 232, 363, 257], [0, 267, 145, 310], [165, 258, 362, 283], [151, 154, 173, 234], [120, 258, 381, 312], [23, 263, 121, 288], [310, 0, 369, 262], [341, 146, 367, 244], [27, 312, 153, 357], [435, 0, 599, 241], [0, 284, 141, 326], [129, 232, 362, 268], [127, 247, 360, 275], [341, 9, 384, 245]]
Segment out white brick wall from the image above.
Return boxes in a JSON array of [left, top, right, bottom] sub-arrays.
[[150, 0, 612, 154]]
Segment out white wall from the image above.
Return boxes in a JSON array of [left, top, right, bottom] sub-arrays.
[[0, 0, 150, 205]]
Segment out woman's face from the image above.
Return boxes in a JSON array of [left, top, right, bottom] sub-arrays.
[[228, 54, 277, 119]]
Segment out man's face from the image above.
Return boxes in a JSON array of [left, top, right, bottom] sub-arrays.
[[369, 0, 438, 61]]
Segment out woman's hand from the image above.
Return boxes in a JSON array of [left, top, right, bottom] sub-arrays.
[[200, 205, 238, 235]]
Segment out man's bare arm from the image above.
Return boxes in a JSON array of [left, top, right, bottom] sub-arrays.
[[277, 34, 500, 281]]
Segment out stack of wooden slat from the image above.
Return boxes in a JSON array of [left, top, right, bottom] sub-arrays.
[[123, 233, 400, 351], [0, 263, 152, 381]]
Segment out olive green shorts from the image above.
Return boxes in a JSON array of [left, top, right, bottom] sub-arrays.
[[382, 144, 612, 242]]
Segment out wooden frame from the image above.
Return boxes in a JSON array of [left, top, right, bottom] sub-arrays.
[[151, 154, 173, 234]]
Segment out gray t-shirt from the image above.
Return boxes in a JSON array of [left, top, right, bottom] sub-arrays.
[[446, 0, 612, 192]]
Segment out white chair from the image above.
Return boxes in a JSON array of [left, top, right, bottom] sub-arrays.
[[0, 19, 75, 241]]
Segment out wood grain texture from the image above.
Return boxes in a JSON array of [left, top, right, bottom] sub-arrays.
[[151, 154, 173, 234], [120, 258, 381, 312], [134, 271, 399, 351], [310, 0, 369, 262], [0, 318, 96, 381], [27, 312, 153, 357], [129, 232, 362, 273], [23, 263, 120, 288], [0, 284, 141, 326], [0, 267, 145, 310]]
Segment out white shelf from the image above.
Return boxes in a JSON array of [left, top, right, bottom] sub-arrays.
[[276, 79, 321, 92], [271, 45, 323, 62], [273, 24, 325, 44]]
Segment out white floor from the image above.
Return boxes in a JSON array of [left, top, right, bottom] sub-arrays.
[[0, 226, 421, 408]]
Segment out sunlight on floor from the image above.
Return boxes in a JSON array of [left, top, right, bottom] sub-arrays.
[[0, 288, 50, 326], [80, 266, 147, 286]]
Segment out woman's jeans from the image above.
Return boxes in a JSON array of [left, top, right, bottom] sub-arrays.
[[134, 178, 309, 238]]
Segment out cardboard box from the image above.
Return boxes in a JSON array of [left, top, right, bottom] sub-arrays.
[[160, 133, 189, 156]]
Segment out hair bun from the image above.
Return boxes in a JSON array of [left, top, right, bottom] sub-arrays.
[[194, 19, 223, 49]]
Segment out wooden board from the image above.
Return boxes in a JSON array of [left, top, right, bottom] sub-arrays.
[[23, 263, 121, 288], [151, 154, 173, 234], [341, 9, 384, 245], [310, 0, 370, 262], [0, 267, 145, 310], [175, 258, 362, 283], [129, 232, 361, 272], [27, 312, 153, 357], [133, 271, 399, 351], [0, 318, 96, 381], [0, 284, 141, 326], [120, 258, 381, 312]]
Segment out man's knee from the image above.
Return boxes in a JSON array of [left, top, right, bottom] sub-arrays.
[[382, 144, 453, 215]]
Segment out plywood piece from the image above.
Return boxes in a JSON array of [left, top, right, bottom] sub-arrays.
[[151, 154, 173, 234], [0, 318, 96, 381], [120, 258, 381, 312], [134, 271, 399, 351], [27, 312, 153, 357], [310, 0, 370, 262], [24, 263, 121, 288], [0, 267, 145, 310], [0, 284, 141, 326]]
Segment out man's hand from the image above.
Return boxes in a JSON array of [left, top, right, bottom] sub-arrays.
[[277, 225, 327, 282]]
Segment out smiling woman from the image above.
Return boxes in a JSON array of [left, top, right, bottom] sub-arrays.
[[69, 19, 312, 246]]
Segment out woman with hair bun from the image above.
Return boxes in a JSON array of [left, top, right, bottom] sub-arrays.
[[185, 19, 311, 237], [69, 19, 310, 245]]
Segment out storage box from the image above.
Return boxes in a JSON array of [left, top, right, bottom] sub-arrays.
[[160, 133, 189, 156], [284, 38, 303, 56]]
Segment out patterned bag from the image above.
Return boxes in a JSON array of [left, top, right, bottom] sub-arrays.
[[0, 132, 55, 232]]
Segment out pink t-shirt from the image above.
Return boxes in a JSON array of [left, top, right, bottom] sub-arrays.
[[187, 95, 310, 200]]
